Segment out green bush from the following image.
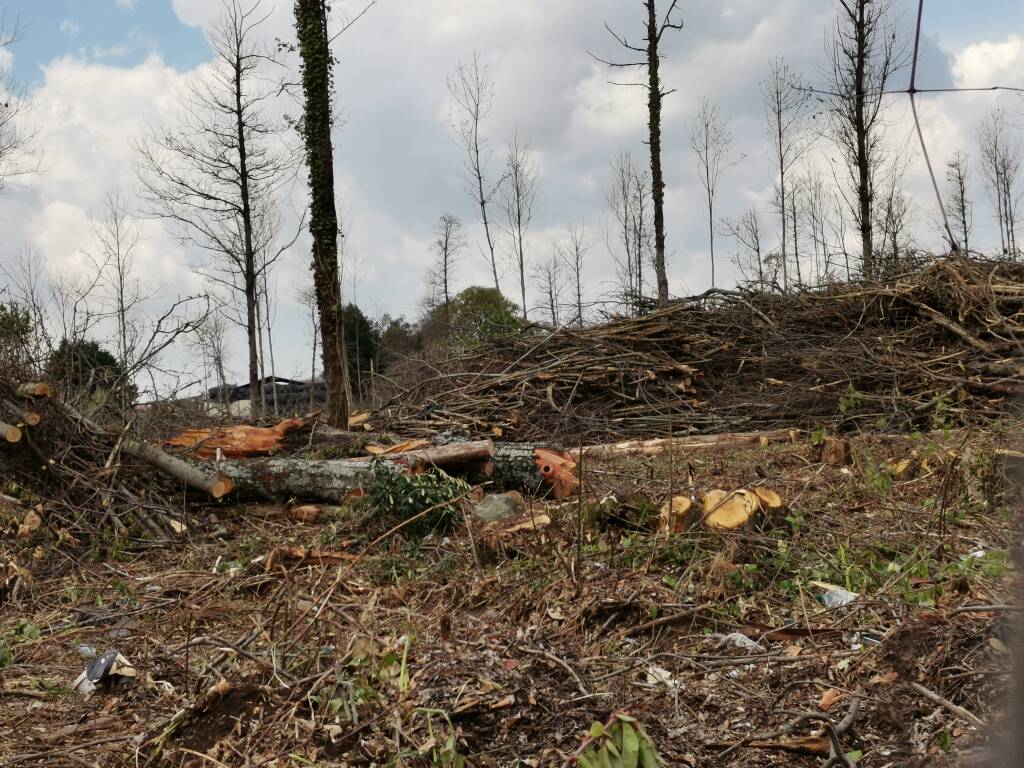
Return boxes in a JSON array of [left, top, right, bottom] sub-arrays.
[[365, 460, 471, 539]]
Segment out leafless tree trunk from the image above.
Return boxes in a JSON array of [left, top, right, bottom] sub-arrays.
[[875, 173, 913, 275], [723, 208, 765, 289], [825, 0, 906, 279], [192, 310, 231, 409], [137, 0, 295, 420], [945, 152, 972, 254], [559, 224, 589, 327], [429, 213, 466, 338], [979, 109, 1022, 258], [688, 95, 738, 288], [448, 52, 503, 293], [605, 151, 652, 314], [761, 57, 813, 291], [501, 132, 540, 320], [533, 250, 564, 327], [592, 1, 683, 308]]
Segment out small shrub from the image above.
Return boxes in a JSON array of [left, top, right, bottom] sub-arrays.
[[365, 460, 471, 539]]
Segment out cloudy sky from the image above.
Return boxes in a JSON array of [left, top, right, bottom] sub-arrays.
[[0, 0, 1021, 391]]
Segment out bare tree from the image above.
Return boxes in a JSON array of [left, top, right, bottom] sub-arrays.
[[761, 58, 813, 290], [979, 108, 1021, 257], [137, 0, 296, 418], [559, 224, 589, 327], [428, 213, 466, 337], [192, 309, 232, 409], [825, 0, 906, 279], [723, 208, 766, 289], [874, 173, 913, 275], [500, 132, 540, 319], [605, 151, 652, 313], [448, 52, 503, 293], [591, 1, 683, 308], [0, 15, 36, 192], [688, 95, 738, 288], [533, 249, 565, 327], [945, 152, 972, 254]]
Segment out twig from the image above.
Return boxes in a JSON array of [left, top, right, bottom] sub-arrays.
[[908, 681, 987, 729], [624, 603, 712, 637]]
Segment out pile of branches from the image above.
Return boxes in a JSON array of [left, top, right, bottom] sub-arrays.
[[380, 258, 1024, 443], [0, 378, 204, 542]]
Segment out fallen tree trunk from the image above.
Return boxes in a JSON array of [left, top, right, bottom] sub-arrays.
[[217, 440, 496, 502], [578, 428, 799, 460], [15, 383, 51, 399], [56, 401, 233, 499]]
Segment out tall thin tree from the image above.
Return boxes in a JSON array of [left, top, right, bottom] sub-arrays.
[[688, 95, 738, 288], [825, 0, 905, 279], [591, 1, 683, 308], [448, 53, 503, 293], [500, 132, 540, 320], [294, 0, 351, 426]]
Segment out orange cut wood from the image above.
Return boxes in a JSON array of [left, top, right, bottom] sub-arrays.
[[166, 418, 310, 459]]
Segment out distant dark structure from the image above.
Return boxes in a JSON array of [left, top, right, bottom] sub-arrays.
[[208, 376, 326, 416]]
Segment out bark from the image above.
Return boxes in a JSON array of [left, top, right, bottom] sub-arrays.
[[295, 0, 351, 428], [15, 382, 51, 399], [219, 440, 496, 502], [646, 0, 670, 308]]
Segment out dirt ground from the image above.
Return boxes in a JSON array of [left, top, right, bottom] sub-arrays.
[[1, 426, 1019, 767]]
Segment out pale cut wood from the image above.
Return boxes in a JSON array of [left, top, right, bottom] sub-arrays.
[[703, 489, 760, 530], [580, 428, 798, 460], [15, 382, 51, 399], [1, 420, 22, 443], [659, 495, 694, 534], [3, 400, 41, 427]]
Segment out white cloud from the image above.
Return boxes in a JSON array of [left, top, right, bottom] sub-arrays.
[[953, 34, 1024, 88], [116, 0, 138, 9], [59, 19, 81, 37]]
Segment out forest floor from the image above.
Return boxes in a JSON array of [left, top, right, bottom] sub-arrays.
[[1, 423, 1020, 768]]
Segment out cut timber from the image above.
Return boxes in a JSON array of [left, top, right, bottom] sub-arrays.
[[219, 458, 374, 503], [659, 496, 694, 534], [166, 418, 310, 459], [818, 437, 852, 466], [703, 489, 760, 531], [3, 400, 41, 427], [753, 487, 784, 511], [15, 382, 51, 399], [1, 420, 22, 443], [580, 429, 798, 460], [122, 437, 233, 498], [56, 400, 232, 499]]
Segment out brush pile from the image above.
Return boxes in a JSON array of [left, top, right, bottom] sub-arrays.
[[0, 379, 227, 541], [380, 258, 1024, 442]]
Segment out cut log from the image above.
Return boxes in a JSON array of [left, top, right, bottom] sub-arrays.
[[752, 487, 785, 511], [15, 382, 51, 399], [3, 400, 41, 427], [703, 489, 760, 531], [580, 429, 799, 461], [659, 496, 695, 534], [218, 457, 375, 502], [1, 420, 22, 443], [818, 437, 852, 466], [218, 440, 495, 502], [56, 400, 232, 499]]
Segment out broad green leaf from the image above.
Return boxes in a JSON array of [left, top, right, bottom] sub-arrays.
[[589, 721, 606, 739], [620, 723, 639, 768], [638, 739, 661, 768], [845, 750, 863, 764]]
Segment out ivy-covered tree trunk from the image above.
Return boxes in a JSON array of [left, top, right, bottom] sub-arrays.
[[645, 0, 670, 309], [294, 0, 350, 427]]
